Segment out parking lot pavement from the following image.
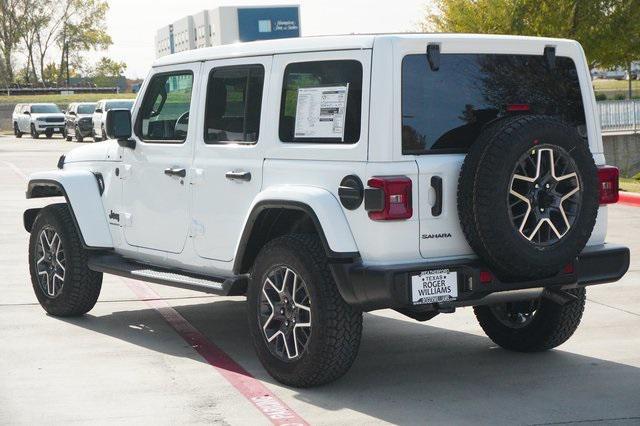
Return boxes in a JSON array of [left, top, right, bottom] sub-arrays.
[[1, 135, 639, 425]]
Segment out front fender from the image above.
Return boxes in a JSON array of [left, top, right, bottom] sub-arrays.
[[235, 186, 359, 265], [26, 170, 113, 249]]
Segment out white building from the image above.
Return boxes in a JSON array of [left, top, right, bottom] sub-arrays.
[[155, 5, 300, 58]]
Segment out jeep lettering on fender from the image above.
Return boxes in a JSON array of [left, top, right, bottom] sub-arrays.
[[23, 34, 629, 387]]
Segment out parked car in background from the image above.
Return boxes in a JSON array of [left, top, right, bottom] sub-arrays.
[[14, 103, 65, 139], [11, 104, 25, 135], [64, 102, 96, 142], [92, 99, 135, 141]]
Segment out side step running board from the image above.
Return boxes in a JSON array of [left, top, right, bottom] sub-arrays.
[[88, 254, 247, 296]]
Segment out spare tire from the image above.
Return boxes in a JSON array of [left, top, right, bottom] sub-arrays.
[[457, 115, 599, 281]]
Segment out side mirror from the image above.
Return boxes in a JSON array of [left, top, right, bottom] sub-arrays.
[[23, 111, 30, 115], [95, 108, 103, 113], [105, 109, 133, 147], [68, 111, 75, 116]]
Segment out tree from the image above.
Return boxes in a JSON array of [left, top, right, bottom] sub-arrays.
[[421, 0, 640, 71], [86, 56, 126, 87], [56, 0, 111, 85], [0, 0, 22, 84], [19, 0, 50, 84]]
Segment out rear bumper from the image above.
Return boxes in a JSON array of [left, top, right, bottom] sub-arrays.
[[330, 243, 630, 312]]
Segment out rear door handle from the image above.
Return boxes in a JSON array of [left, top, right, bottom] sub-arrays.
[[225, 170, 251, 182], [164, 167, 186, 178]]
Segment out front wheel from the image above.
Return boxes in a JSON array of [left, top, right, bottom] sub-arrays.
[[14, 122, 23, 138], [248, 234, 362, 387], [45, 129, 53, 139], [30, 124, 39, 139], [75, 126, 84, 142], [474, 288, 585, 352], [28, 204, 102, 316]]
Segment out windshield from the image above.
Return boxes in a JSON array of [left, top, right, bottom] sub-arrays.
[[402, 54, 585, 154], [105, 101, 134, 111], [77, 104, 96, 114], [31, 104, 61, 114]]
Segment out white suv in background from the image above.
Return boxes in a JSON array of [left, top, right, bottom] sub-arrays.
[[14, 103, 65, 139], [92, 99, 135, 141], [23, 34, 630, 388]]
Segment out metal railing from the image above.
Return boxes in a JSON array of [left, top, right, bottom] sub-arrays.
[[598, 100, 640, 133]]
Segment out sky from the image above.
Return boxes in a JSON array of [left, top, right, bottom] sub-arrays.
[[95, 0, 431, 79]]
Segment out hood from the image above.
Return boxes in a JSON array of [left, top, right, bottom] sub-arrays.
[[64, 141, 120, 163]]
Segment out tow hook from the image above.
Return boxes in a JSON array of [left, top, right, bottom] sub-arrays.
[[542, 288, 579, 305]]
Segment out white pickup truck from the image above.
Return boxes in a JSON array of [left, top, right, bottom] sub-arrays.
[[23, 34, 629, 387]]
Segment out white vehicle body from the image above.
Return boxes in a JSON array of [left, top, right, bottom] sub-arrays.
[[92, 99, 135, 140], [15, 103, 65, 135], [27, 34, 610, 274], [24, 34, 631, 387]]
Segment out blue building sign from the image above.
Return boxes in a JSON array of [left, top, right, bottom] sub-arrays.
[[238, 7, 300, 42]]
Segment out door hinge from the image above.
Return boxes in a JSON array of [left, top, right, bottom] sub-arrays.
[[190, 168, 204, 185], [189, 220, 205, 237], [122, 212, 133, 227]]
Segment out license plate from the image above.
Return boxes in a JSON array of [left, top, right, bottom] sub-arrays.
[[411, 269, 458, 305]]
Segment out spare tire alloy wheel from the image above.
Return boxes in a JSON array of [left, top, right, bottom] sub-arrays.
[[259, 265, 312, 361], [457, 115, 599, 281], [35, 226, 65, 298], [509, 146, 581, 246]]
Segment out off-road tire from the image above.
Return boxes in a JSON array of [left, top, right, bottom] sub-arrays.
[[474, 288, 586, 352], [458, 115, 599, 281], [101, 126, 107, 141], [30, 124, 39, 139], [29, 204, 102, 316], [248, 234, 362, 387]]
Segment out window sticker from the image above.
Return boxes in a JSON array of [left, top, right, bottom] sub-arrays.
[[294, 84, 349, 140]]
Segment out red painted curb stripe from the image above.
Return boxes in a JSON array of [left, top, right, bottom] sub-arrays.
[[619, 192, 640, 207], [124, 280, 308, 426]]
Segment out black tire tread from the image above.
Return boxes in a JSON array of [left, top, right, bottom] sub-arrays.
[[474, 288, 586, 352], [249, 233, 362, 387], [29, 204, 102, 316]]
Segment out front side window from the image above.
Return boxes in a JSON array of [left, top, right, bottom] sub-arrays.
[[204, 65, 264, 144], [402, 54, 585, 154], [279, 60, 362, 144], [137, 72, 193, 142]]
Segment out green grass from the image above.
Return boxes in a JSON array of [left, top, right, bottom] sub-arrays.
[[620, 178, 640, 194], [0, 92, 136, 105], [592, 79, 640, 99]]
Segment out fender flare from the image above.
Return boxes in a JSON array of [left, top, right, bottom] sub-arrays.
[[25, 170, 113, 249], [233, 186, 360, 274]]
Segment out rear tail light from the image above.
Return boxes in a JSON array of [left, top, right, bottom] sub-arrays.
[[479, 270, 493, 284], [366, 176, 412, 220], [506, 103, 531, 112], [597, 165, 619, 205]]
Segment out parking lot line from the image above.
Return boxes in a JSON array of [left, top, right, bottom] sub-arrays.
[[124, 278, 309, 426]]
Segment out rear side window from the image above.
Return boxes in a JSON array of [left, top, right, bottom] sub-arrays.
[[204, 65, 264, 144], [136, 72, 193, 143], [279, 60, 362, 144], [402, 54, 585, 154]]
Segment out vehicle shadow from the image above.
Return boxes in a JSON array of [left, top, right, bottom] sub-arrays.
[[58, 298, 640, 425]]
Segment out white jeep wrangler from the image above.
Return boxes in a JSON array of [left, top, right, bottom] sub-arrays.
[[24, 34, 630, 387]]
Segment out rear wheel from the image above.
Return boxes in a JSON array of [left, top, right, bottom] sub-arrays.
[[248, 234, 362, 387], [474, 288, 585, 352], [28, 204, 102, 316], [14, 122, 22, 138], [30, 124, 39, 139]]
